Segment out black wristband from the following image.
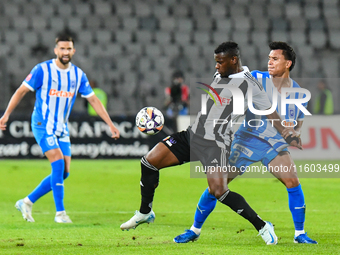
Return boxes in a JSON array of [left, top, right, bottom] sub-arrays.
[[285, 134, 299, 145]]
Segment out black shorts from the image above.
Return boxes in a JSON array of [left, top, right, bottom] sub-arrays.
[[161, 129, 229, 167], [161, 129, 192, 164]]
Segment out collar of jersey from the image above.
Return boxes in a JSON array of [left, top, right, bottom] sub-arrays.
[[53, 59, 72, 72], [228, 66, 249, 78], [268, 74, 294, 90]]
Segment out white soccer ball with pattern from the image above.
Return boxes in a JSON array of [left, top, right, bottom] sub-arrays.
[[136, 107, 164, 135]]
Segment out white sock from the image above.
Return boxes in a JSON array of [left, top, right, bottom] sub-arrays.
[[295, 230, 305, 237], [23, 197, 33, 205], [56, 210, 65, 216], [190, 225, 201, 235]]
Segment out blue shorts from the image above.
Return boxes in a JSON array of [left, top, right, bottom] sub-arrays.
[[229, 133, 288, 172], [32, 125, 71, 156]]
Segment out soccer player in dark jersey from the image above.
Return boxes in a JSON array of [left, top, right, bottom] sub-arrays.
[[120, 41, 301, 245], [173, 42, 317, 244]]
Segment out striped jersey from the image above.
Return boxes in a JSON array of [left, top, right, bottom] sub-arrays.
[[23, 59, 94, 137], [190, 66, 272, 149], [236, 70, 307, 152]]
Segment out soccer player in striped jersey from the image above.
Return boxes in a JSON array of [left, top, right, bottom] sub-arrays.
[[174, 42, 317, 244], [0, 34, 120, 223], [121, 41, 301, 245]]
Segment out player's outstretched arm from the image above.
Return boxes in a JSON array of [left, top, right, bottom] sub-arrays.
[[266, 110, 303, 150], [86, 94, 120, 139], [0, 85, 30, 131]]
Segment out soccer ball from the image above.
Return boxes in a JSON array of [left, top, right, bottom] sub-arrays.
[[136, 107, 164, 135]]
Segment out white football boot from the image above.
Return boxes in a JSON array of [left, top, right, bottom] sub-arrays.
[[15, 199, 35, 222], [120, 210, 155, 230], [55, 211, 72, 223], [258, 221, 278, 245]]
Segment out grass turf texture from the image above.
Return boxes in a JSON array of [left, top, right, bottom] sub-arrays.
[[0, 159, 339, 254]]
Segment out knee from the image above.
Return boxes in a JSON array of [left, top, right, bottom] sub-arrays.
[[209, 185, 228, 199], [283, 178, 300, 189], [145, 154, 160, 170]]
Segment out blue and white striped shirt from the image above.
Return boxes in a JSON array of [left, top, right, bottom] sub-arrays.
[[23, 59, 94, 136], [236, 70, 308, 152]]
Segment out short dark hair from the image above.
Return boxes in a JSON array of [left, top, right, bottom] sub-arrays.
[[214, 41, 240, 58], [55, 34, 74, 45], [269, 41, 296, 71], [172, 70, 184, 79]]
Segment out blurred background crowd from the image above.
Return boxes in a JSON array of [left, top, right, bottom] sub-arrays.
[[0, 0, 339, 117]]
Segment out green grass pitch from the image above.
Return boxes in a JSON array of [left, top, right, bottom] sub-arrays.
[[0, 159, 339, 254]]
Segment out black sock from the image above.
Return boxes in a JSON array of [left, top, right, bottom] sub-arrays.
[[139, 156, 159, 214], [218, 190, 265, 231]]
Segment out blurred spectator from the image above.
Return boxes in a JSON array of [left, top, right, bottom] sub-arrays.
[[164, 70, 189, 117], [86, 80, 108, 116], [313, 80, 334, 115]]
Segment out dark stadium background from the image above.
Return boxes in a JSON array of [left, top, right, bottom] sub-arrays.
[[0, 0, 339, 159]]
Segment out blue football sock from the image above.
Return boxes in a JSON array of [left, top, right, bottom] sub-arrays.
[[287, 184, 305, 231], [63, 171, 70, 180], [51, 159, 65, 212], [27, 171, 70, 204], [193, 188, 217, 229], [28, 175, 53, 203]]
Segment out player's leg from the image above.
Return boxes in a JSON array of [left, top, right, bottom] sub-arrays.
[[15, 132, 65, 222], [25, 138, 71, 205], [207, 167, 277, 245], [203, 146, 277, 245], [52, 137, 72, 222], [139, 142, 180, 214], [121, 131, 190, 230], [174, 172, 239, 243], [174, 138, 259, 244], [267, 151, 317, 243], [43, 148, 72, 223], [174, 187, 217, 243], [120, 142, 179, 230]]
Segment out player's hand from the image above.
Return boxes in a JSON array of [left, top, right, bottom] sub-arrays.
[[0, 115, 9, 131], [281, 128, 300, 139], [281, 128, 303, 150], [289, 138, 303, 150], [110, 125, 120, 139]]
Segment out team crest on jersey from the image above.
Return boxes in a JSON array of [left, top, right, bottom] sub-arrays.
[[71, 80, 76, 89], [25, 73, 32, 82], [46, 137, 55, 146], [289, 109, 295, 118]]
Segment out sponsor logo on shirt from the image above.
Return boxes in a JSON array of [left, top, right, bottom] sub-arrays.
[[49, 89, 74, 98]]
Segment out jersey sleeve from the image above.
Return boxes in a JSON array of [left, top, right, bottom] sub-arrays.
[[22, 64, 43, 91], [78, 72, 94, 98]]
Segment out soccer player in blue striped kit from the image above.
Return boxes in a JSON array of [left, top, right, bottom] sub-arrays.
[[174, 42, 317, 244], [0, 34, 120, 223]]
